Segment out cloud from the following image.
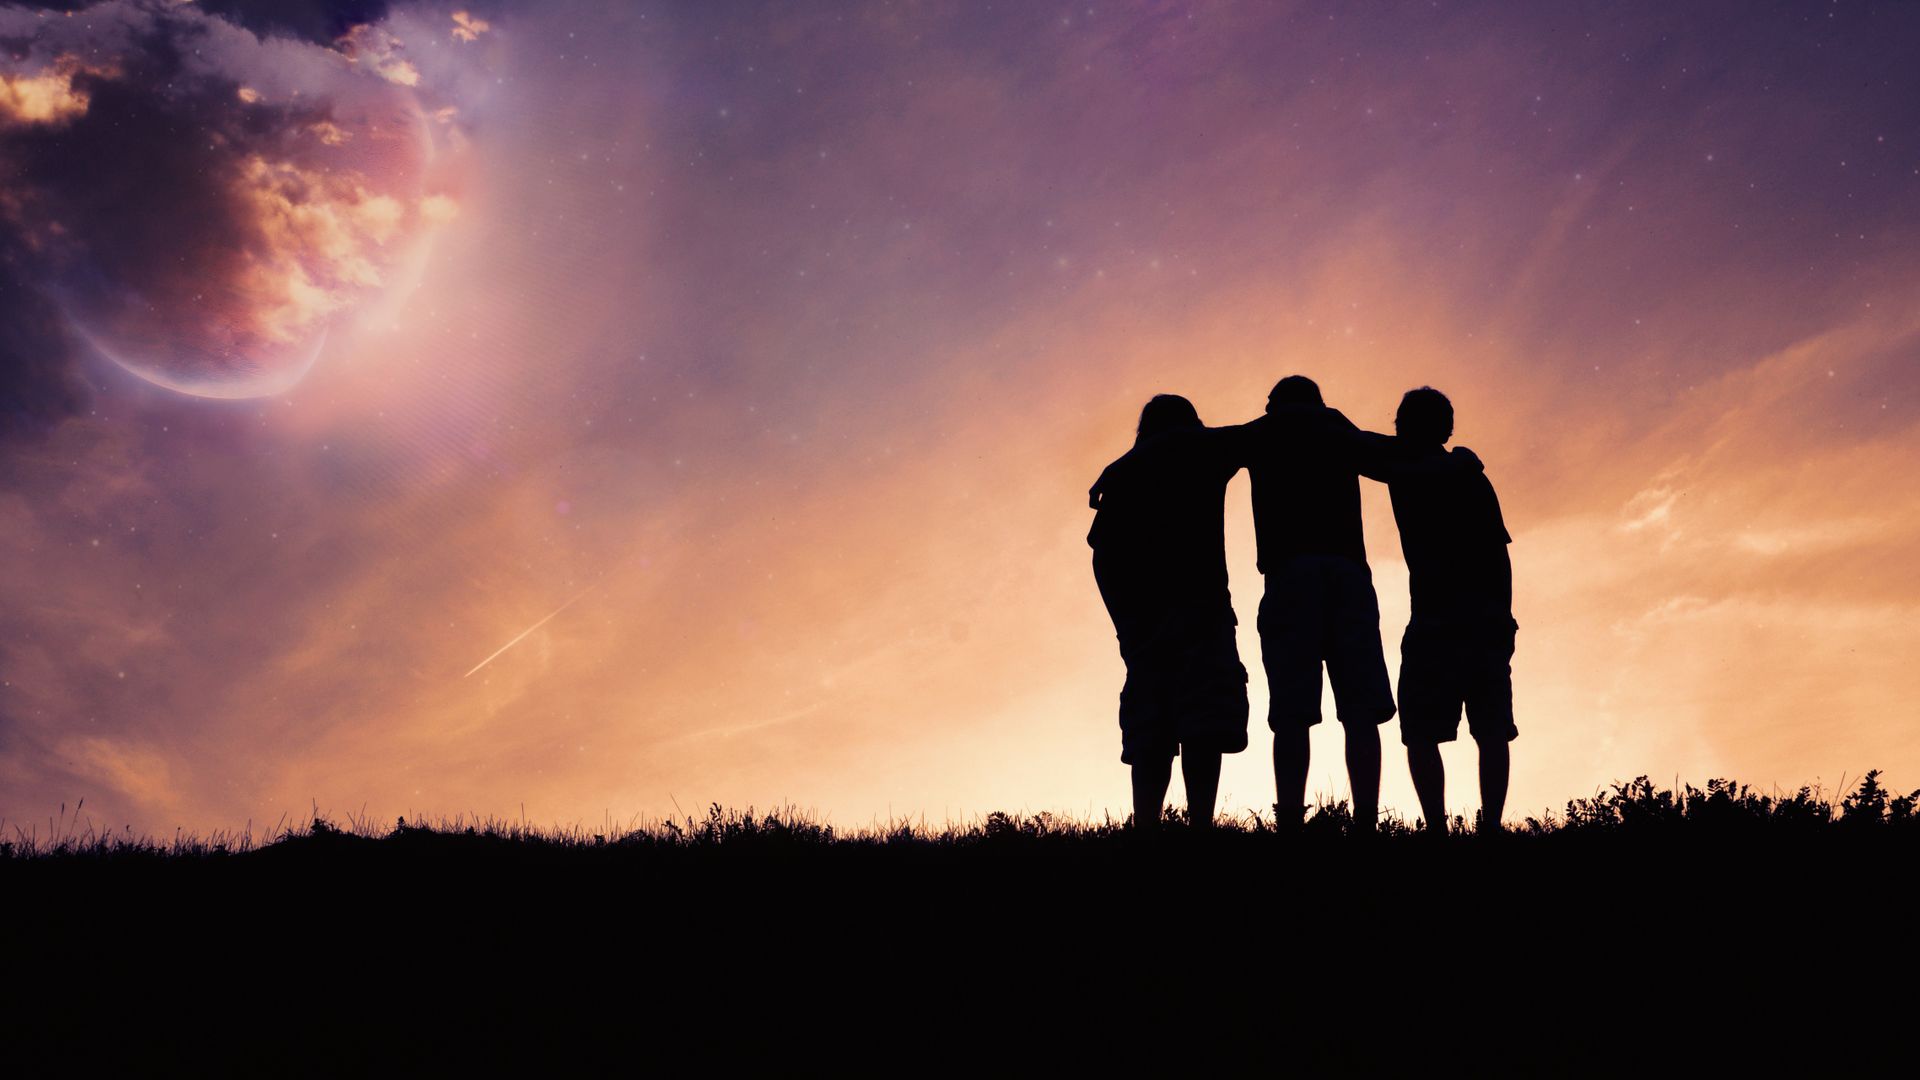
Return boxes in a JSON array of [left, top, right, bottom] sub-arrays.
[[450, 11, 489, 43], [1619, 483, 1681, 538], [56, 735, 179, 810], [338, 22, 420, 86], [0, 55, 103, 127]]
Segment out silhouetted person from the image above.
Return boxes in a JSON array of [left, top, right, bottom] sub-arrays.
[[1370, 388, 1517, 833], [1229, 376, 1395, 831], [1088, 395, 1251, 830]]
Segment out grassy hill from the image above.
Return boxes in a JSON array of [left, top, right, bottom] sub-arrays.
[[7, 772, 1914, 1071]]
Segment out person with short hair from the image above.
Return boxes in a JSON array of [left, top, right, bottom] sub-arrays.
[[1370, 387, 1517, 833], [1228, 376, 1396, 832], [1088, 395, 1251, 829]]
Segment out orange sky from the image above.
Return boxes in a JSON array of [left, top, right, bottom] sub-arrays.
[[3, 2, 1918, 834]]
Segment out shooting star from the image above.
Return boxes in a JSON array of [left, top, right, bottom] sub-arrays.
[[463, 582, 600, 678]]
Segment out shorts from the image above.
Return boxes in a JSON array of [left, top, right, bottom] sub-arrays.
[[1397, 616, 1518, 746], [1094, 549, 1251, 764], [1113, 606, 1250, 766], [1257, 555, 1395, 729]]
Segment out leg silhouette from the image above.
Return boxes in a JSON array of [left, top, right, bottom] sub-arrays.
[[1408, 742, 1445, 831], [1345, 724, 1380, 832], [1477, 737, 1509, 833], [1275, 726, 1378, 831], [1182, 748, 1221, 829], [1272, 727, 1309, 828], [1132, 756, 1173, 830]]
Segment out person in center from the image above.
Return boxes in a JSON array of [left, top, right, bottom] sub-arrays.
[[1230, 376, 1396, 831], [1088, 394, 1251, 829]]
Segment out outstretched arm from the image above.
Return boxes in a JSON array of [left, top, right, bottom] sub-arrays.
[[1347, 429, 1400, 482], [1206, 414, 1268, 473], [1320, 408, 1399, 482]]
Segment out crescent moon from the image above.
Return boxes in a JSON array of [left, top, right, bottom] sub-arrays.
[[80, 325, 329, 400]]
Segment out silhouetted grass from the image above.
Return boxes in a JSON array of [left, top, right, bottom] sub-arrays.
[[6, 770, 1915, 860]]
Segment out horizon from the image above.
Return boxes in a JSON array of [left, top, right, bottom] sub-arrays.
[[3, 1, 1919, 836]]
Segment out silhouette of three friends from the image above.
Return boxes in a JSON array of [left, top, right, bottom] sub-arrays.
[[1089, 378, 1515, 833]]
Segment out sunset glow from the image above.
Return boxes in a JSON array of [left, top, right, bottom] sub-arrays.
[[3, 1, 1918, 836]]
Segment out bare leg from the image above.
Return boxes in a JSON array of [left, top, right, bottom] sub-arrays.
[[1182, 749, 1221, 829], [1407, 742, 1446, 832], [1131, 756, 1173, 831], [1272, 727, 1309, 829], [1344, 724, 1380, 832], [1477, 737, 1509, 833]]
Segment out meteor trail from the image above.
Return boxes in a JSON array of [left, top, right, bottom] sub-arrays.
[[463, 582, 599, 678]]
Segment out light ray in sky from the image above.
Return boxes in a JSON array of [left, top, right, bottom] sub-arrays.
[[463, 583, 599, 679]]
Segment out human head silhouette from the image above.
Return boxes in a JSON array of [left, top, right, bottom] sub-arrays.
[[1395, 386, 1453, 447], [1266, 374, 1323, 412], [1135, 394, 1202, 443]]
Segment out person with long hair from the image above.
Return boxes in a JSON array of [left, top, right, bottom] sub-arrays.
[[1087, 394, 1250, 829]]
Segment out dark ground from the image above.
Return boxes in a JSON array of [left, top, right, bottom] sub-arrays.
[[7, 776, 1916, 1073]]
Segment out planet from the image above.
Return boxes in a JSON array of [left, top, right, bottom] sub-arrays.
[[55, 75, 445, 399]]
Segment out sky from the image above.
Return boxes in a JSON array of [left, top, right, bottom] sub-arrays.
[[2, 0, 1918, 836]]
